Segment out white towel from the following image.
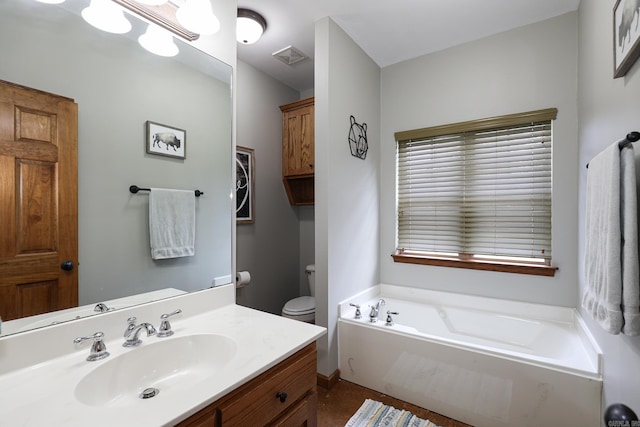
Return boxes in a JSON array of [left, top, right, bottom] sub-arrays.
[[583, 143, 640, 335], [621, 146, 640, 335], [149, 188, 195, 260]]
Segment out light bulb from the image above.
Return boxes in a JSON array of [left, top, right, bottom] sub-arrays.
[[81, 0, 131, 34], [138, 24, 179, 57], [176, 0, 220, 35]]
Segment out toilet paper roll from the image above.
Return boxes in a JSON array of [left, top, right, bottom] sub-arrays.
[[236, 271, 251, 288]]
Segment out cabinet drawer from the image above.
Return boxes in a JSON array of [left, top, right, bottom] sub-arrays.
[[217, 343, 316, 426], [269, 390, 317, 427]]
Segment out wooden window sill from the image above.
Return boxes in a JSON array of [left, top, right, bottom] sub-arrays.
[[391, 253, 557, 277]]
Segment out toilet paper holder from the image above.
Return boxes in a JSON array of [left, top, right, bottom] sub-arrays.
[[236, 271, 251, 288]]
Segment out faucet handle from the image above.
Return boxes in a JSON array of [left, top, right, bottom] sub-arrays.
[[157, 309, 182, 338], [73, 331, 110, 361], [349, 303, 362, 319], [124, 317, 137, 337], [385, 311, 399, 327]]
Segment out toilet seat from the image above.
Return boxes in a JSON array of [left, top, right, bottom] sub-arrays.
[[282, 296, 315, 316]]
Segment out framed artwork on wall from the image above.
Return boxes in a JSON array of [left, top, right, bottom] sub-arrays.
[[146, 121, 186, 159], [614, 0, 640, 78], [236, 146, 255, 224]]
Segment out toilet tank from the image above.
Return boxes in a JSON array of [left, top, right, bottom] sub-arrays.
[[306, 264, 315, 297]]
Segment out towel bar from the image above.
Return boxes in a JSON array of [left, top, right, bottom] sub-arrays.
[[129, 185, 203, 197], [586, 131, 640, 168]]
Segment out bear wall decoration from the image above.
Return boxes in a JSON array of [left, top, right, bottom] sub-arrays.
[[348, 115, 368, 160]]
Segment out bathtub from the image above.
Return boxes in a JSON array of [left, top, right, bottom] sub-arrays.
[[338, 285, 602, 427]]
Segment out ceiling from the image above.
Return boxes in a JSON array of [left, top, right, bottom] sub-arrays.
[[236, 0, 581, 93]]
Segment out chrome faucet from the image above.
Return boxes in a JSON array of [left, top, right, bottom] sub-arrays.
[[123, 317, 157, 347], [368, 299, 386, 322], [93, 303, 112, 313]]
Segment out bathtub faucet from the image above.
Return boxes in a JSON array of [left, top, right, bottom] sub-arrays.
[[369, 299, 386, 322]]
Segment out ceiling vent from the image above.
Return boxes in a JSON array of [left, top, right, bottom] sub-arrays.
[[272, 45, 308, 66]]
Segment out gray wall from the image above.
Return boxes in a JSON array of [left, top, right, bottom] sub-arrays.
[[235, 60, 306, 315], [315, 17, 381, 376], [578, 0, 640, 414], [379, 12, 580, 307]]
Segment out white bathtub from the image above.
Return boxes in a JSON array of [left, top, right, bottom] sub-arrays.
[[338, 285, 603, 427]]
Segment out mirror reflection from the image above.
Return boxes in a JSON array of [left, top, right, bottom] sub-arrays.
[[0, 0, 233, 336]]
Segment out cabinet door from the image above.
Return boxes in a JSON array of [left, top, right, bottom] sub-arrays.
[[282, 105, 314, 177]]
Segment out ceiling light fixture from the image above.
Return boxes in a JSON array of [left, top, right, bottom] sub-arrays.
[[237, 8, 266, 45], [35, 0, 66, 4], [138, 24, 179, 57], [81, 0, 132, 34], [176, 0, 220, 35], [135, 0, 168, 5], [113, 0, 199, 41]]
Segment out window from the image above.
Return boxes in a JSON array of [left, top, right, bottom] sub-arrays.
[[393, 109, 557, 276]]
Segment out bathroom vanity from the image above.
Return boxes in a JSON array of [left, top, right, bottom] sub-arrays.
[[0, 285, 325, 426]]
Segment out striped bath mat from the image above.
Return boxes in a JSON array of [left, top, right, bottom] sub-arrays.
[[345, 399, 440, 427]]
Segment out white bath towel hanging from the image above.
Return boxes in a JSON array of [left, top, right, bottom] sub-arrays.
[[583, 142, 640, 335], [148, 188, 196, 260]]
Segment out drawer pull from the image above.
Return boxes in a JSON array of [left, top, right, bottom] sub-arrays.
[[275, 391, 288, 403]]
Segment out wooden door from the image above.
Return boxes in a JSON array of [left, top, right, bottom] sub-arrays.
[[0, 80, 78, 321]]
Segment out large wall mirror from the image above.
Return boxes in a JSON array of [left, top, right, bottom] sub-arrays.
[[0, 1, 233, 336]]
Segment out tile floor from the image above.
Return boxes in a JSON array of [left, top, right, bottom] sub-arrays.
[[317, 379, 472, 427]]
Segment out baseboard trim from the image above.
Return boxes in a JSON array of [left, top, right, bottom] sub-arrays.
[[317, 369, 340, 389]]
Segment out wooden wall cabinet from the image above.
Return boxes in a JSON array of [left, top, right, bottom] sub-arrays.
[[280, 97, 314, 206], [176, 343, 317, 427]]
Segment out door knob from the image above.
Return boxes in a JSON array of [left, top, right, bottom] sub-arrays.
[[61, 260, 75, 271]]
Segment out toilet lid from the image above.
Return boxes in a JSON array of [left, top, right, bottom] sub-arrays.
[[283, 296, 315, 314]]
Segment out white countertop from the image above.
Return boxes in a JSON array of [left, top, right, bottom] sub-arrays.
[[0, 292, 326, 426]]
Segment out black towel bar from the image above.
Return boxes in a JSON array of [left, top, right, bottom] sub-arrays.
[[129, 185, 203, 197], [585, 131, 640, 169]]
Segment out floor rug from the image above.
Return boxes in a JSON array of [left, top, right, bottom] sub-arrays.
[[345, 398, 441, 427]]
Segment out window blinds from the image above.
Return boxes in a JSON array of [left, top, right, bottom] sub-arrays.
[[396, 115, 553, 262]]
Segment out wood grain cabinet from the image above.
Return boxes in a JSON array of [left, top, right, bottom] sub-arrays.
[[280, 97, 314, 206], [175, 343, 317, 427]]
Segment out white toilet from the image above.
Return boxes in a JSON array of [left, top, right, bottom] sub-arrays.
[[282, 264, 316, 323]]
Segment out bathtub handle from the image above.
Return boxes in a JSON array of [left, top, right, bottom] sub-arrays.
[[385, 311, 399, 326], [349, 303, 362, 319]]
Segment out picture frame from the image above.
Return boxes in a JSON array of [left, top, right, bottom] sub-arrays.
[[614, 0, 640, 78], [236, 146, 255, 224], [146, 120, 186, 159]]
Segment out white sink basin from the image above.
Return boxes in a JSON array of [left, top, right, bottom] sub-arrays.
[[75, 334, 237, 407]]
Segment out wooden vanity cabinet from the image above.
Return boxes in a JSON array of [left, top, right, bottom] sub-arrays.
[[280, 97, 314, 206], [175, 343, 317, 427]]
